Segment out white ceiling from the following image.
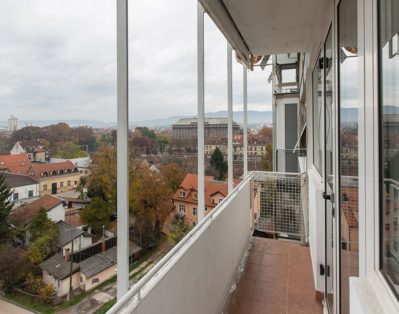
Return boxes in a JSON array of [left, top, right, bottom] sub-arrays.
[[222, 0, 330, 55]]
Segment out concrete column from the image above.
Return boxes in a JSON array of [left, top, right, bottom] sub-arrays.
[[197, 3, 205, 221], [227, 43, 233, 192], [116, 0, 129, 300], [243, 65, 248, 177]]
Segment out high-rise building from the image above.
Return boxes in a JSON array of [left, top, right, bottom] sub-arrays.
[[7, 115, 18, 132]]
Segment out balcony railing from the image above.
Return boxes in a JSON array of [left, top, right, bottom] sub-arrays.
[[109, 171, 308, 314]]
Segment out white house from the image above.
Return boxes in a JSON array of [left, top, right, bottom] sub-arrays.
[[50, 157, 91, 175], [3, 172, 39, 207]]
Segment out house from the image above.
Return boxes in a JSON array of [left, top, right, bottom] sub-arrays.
[[56, 221, 93, 257], [3, 172, 39, 207], [0, 153, 31, 174], [50, 157, 91, 176], [10, 195, 65, 245], [29, 161, 81, 196], [40, 239, 142, 297], [10, 140, 48, 162], [171, 174, 240, 227]]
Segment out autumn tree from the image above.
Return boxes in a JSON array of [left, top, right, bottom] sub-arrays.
[[0, 172, 13, 244], [87, 146, 117, 205], [160, 163, 185, 192], [130, 168, 172, 247], [53, 142, 89, 159], [261, 144, 273, 171], [76, 176, 88, 200], [210, 147, 227, 180], [81, 197, 115, 234], [27, 209, 58, 264], [170, 216, 191, 243], [0, 245, 31, 292]]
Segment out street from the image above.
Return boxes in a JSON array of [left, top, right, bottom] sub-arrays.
[[0, 298, 34, 314]]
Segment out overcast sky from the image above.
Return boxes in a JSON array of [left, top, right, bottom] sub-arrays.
[[0, 0, 272, 123]]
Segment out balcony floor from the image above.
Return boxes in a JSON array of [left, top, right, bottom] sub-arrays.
[[227, 237, 323, 314]]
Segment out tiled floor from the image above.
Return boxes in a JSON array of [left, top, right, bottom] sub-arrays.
[[227, 237, 323, 314]]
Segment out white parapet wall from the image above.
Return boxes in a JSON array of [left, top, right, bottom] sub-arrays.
[[109, 177, 252, 314]]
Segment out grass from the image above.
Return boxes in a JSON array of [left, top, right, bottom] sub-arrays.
[[4, 293, 54, 314], [94, 299, 116, 314]]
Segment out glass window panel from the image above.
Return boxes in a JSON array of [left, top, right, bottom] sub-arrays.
[[379, 0, 399, 298], [338, 0, 359, 313], [313, 52, 323, 173]]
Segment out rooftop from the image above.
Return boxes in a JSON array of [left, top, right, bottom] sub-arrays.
[[0, 154, 31, 174], [56, 221, 93, 248], [173, 117, 239, 126], [10, 195, 64, 227], [3, 172, 38, 188], [30, 161, 78, 180], [40, 253, 79, 280]]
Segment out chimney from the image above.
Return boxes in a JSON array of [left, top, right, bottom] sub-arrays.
[[101, 238, 106, 253]]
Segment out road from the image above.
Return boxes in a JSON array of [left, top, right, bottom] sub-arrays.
[[0, 298, 34, 314]]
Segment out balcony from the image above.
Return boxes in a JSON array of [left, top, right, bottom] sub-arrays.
[[108, 171, 321, 314]]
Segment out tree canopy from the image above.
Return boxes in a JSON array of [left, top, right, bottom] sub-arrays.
[[0, 172, 13, 244], [81, 197, 115, 234], [210, 147, 227, 180]]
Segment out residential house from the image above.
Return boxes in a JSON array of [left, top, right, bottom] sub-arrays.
[[56, 221, 93, 257], [50, 157, 91, 176], [172, 173, 239, 227], [3, 172, 39, 207], [10, 195, 65, 245], [10, 140, 48, 162], [40, 239, 142, 297], [29, 161, 81, 196]]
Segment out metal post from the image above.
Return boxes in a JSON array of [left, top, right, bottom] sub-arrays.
[[243, 65, 248, 178], [197, 3, 205, 222], [227, 43, 233, 193], [116, 0, 129, 300]]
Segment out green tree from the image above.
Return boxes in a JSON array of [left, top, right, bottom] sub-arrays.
[[0, 172, 13, 244], [160, 163, 185, 192], [210, 147, 227, 180], [27, 209, 58, 264], [261, 144, 273, 171], [80, 197, 114, 234], [76, 176, 88, 200], [170, 216, 191, 243], [53, 142, 88, 159]]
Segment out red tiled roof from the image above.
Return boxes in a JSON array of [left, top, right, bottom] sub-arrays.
[[0, 154, 31, 174], [10, 195, 64, 227], [173, 174, 241, 207], [30, 161, 77, 180]]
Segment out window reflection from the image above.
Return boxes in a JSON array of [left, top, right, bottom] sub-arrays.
[[380, 0, 399, 298], [338, 0, 358, 313]]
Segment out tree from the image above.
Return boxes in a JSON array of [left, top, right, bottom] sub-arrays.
[[80, 197, 114, 234], [27, 209, 58, 264], [76, 176, 88, 200], [0, 245, 31, 292], [261, 144, 273, 171], [170, 216, 191, 243], [53, 142, 88, 159], [160, 163, 185, 192], [210, 147, 227, 180], [87, 146, 117, 205], [130, 169, 172, 247], [0, 172, 13, 244]]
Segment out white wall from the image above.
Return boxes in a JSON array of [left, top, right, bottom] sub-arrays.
[[114, 178, 252, 314], [62, 234, 92, 255], [47, 203, 65, 223], [10, 183, 39, 202], [10, 142, 24, 155], [50, 157, 91, 168]]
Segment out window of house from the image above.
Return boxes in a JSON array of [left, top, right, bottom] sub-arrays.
[[43, 184, 47, 191], [67, 180, 71, 186], [219, 198, 223, 203], [60, 182, 64, 187], [312, 51, 324, 174], [179, 204, 185, 213], [379, 0, 399, 298], [192, 222, 196, 227], [13, 193, 19, 201], [28, 190, 33, 198], [193, 193, 197, 200], [211, 198, 215, 204], [281, 68, 297, 83], [179, 191, 185, 198], [193, 208, 197, 216], [205, 207, 208, 211]]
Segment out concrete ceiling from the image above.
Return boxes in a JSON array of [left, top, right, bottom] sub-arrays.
[[221, 0, 329, 55]]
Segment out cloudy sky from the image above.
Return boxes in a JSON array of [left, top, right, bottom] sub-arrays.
[[0, 0, 272, 123]]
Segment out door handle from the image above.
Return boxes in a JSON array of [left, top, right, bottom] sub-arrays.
[[322, 192, 331, 200]]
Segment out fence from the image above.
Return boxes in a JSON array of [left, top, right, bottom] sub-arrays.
[[252, 171, 307, 242]]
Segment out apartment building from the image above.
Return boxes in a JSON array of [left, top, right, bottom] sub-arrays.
[[106, 0, 399, 313]]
